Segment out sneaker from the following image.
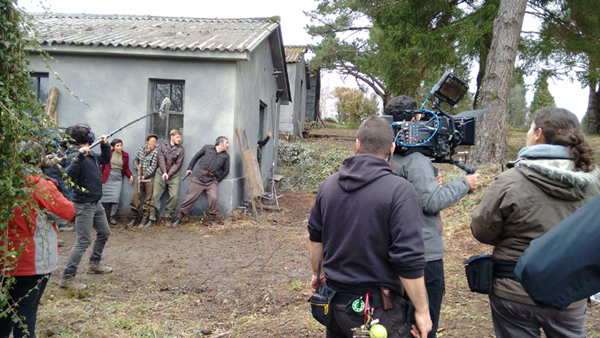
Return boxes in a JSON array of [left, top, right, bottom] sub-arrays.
[[209, 219, 217, 226], [58, 239, 65, 247], [59, 274, 87, 290], [172, 218, 182, 227], [127, 218, 138, 228], [164, 217, 173, 227], [109, 217, 117, 225], [143, 219, 155, 228], [88, 260, 113, 274], [59, 225, 75, 232]]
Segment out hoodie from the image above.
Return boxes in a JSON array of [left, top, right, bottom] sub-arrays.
[[471, 144, 599, 306], [308, 154, 426, 295]]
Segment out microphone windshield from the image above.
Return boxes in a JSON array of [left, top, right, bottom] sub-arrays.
[[159, 97, 171, 120]]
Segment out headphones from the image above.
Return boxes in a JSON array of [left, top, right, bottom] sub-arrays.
[[77, 124, 95, 144]]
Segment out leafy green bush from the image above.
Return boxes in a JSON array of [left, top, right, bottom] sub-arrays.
[[278, 139, 353, 192]]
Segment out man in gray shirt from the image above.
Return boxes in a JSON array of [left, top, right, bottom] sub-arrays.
[[388, 96, 479, 338]]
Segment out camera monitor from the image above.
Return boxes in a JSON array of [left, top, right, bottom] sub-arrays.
[[431, 72, 469, 106]]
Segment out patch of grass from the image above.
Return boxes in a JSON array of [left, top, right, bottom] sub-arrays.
[[288, 280, 304, 292]]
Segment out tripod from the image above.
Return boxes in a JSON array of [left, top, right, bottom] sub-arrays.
[[260, 161, 287, 208]]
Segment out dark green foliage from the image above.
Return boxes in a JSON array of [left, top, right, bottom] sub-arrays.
[[305, 0, 494, 107], [1, 0, 57, 326]]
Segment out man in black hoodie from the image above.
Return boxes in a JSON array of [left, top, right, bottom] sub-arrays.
[[59, 125, 113, 290], [308, 116, 432, 338]]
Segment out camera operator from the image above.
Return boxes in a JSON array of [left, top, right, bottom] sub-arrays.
[[388, 96, 479, 338]]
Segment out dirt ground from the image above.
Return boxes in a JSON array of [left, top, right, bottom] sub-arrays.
[[36, 127, 600, 337]]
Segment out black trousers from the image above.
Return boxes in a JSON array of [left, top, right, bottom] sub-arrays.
[[408, 259, 445, 338], [326, 294, 411, 338], [0, 274, 50, 338]]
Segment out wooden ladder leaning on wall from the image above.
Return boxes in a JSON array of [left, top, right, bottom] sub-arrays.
[[235, 128, 265, 217]]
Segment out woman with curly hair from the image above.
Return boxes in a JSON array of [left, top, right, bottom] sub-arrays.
[[470, 107, 599, 338]]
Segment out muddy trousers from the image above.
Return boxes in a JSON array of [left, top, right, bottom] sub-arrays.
[[178, 177, 218, 216], [64, 201, 111, 275], [149, 168, 180, 220], [129, 176, 154, 222], [0, 274, 49, 338], [489, 293, 586, 338]]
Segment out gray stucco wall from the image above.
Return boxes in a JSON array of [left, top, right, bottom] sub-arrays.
[[232, 38, 282, 201], [27, 46, 281, 217]]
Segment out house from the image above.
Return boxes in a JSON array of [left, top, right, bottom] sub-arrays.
[[26, 13, 291, 217], [305, 68, 321, 122], [279, 46, 308, 137]]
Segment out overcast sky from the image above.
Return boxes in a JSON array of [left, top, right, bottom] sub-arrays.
[[19, 0, 590, 120]]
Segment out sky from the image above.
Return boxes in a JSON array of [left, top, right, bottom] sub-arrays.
[[18, 0, 590, 120]]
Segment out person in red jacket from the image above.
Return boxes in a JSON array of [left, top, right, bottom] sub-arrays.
[[0, 143, 75, 338], [101, 139, 133, 225]]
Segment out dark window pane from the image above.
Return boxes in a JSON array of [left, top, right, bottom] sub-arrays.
[[171, 84, 183, 112], [153, 113, 167, 139], [169, 114, 184, 136], [39, 77, 49, 106], [30, 78, 39, 100], [155, 83, 171, 111]]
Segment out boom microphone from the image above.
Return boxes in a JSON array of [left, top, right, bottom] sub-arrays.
[[86, 96, 172, 150]]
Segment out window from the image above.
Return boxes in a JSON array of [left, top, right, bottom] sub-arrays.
[[30, 73, 49, 107], [258, 102, 267, 166], [150, 80, 184, 140]]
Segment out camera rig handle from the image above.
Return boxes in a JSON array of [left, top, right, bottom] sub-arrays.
[[451, 158, 476, 174], [436, 157, 476, 174]]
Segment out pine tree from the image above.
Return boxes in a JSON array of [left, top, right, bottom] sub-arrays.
[[531, 70, 556, 114]]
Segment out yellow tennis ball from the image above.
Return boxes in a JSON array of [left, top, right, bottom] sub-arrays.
[[369, 324, 387, 338]]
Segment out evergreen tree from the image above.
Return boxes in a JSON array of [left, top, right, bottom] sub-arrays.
[[531, 70, 556, 113], [507, 67, 530, 128]]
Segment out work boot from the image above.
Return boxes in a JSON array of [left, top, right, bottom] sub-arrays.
[[209, 214, 217, 226], [88, 260, 114, 274], [59, 274, 87, 290], [143, 219, 155, 228], [109, 216, 117, 225]]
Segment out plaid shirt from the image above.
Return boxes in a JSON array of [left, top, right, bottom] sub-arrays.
[[133, 145, 158, 178]]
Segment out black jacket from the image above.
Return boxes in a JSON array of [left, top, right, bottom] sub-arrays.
[[308, 154, 426, 295], [64, 143, 111, 203], [187, 145, 230, 183]]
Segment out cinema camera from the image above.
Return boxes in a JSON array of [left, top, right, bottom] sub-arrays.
[[384, 72, 492, 173]]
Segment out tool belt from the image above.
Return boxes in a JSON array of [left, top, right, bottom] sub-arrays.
[[464, 255, 517, 295]]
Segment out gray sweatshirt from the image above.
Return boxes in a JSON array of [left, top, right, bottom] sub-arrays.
[[391, 152, 470, 262]]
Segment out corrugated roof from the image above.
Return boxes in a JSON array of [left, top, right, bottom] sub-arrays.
[[285, 46, 306, 63], [30, 13, 280, 53]]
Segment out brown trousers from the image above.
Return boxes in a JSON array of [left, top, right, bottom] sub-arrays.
[[129, 176, 154, 222], [179, 177, 218, 216]]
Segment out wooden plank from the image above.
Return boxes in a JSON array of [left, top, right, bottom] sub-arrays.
[[236, 128, 265, 216], [45, 87, 59, 121]]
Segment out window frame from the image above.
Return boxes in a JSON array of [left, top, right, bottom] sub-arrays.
[[150, 79, 185, 140]]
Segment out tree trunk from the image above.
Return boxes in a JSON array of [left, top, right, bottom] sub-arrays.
[[584, 82, 600, 134], [468, 0, 528, 166]]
